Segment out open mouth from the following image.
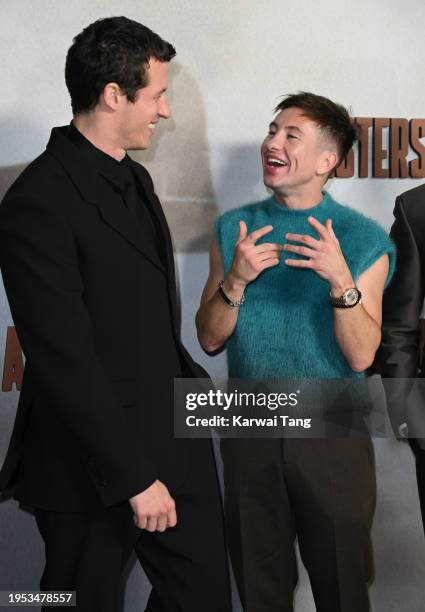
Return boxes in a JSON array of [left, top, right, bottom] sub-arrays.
[[266, 157, 288, 168]]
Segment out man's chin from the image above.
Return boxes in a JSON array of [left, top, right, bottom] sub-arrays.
[[127, 142, 149, 152], [263, 176, 285, 191], [263, 174, 273, 189]]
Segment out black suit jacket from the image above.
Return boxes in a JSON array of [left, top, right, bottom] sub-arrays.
[[0, 126, 208, 511], [379, 184, 425, 436]]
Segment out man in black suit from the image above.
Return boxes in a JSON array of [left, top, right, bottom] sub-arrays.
[[0, 16, 231, 611], [379, 183, 425, 533]]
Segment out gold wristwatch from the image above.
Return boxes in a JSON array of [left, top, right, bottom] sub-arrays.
[[329, 287, 362, 308]]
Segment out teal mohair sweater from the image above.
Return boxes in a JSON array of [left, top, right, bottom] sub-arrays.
[[215, 192, 396, 379]]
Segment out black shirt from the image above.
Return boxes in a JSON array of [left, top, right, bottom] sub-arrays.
[[66, 123, 161, 258], [65, 123, 182, 377]]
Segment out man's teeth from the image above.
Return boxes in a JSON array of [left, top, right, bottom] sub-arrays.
[[268, 158, 287, 167], [149, 123, 156, 129]]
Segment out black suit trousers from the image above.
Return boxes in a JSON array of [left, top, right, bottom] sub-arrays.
[[35, 440, 232, 612]]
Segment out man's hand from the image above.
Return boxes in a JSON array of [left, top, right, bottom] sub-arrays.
[[196, 222, 282, 353], [226, 221, 283, 290], [129, 480, 177, 532], [283, 217, 354, 294]]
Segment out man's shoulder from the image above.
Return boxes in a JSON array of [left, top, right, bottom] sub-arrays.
[[329, 195, 388, 239], [326, 195, 394, 283], [1, 151, 63, 210], [327, 195, 393, 277], [396, 182, 425, 219], [398, 182, 425, 204]]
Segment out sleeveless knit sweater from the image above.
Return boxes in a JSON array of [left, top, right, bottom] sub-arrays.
[[216, 192, 395, 379]]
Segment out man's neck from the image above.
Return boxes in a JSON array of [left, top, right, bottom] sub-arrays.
[[73, 114, 125, 161], [273, 184, 325, 210]]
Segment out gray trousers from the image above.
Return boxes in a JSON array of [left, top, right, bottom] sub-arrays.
[[221, 437, 376, 612]]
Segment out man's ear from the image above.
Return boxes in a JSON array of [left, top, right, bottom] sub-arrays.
[[101, 82, 123, 111], [317, 150, 338, 178]]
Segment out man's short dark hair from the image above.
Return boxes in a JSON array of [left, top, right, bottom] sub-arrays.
[[274, 92, 357, 165], [65, 16, 176, 115]]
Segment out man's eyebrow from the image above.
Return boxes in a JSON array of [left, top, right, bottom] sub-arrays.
[[268, 122, 304, 134], [285, 125, 303, 134]]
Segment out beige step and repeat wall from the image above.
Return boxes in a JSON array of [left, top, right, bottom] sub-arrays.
[[1, 1, 425, 610]]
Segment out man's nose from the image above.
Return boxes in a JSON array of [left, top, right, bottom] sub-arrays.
[[159, 96, 171, 119], [267, 140, 281, 152], [266, 134, 282, 151]]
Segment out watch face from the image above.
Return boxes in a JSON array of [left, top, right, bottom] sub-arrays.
[[344, 288, 359, 306]]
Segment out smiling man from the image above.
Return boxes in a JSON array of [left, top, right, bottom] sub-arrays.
[[196, 92, 395, 611], [0, 16, 231, 612]]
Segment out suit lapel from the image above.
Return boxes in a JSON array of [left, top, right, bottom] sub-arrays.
[[130, 160, 180, 326], [129, 161, 178, 288], [93, 179, 166, 274], [46, 127, 166, 274]]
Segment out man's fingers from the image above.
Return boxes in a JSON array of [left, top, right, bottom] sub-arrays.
[[256, 249, 283, 262], [146, 516, 158, 532], [156, 514, 168, 532], [285, 257, 314, 268], [129, 481, 176, 533], [253, 255, 280, 267], [307, 216, 328, 239], [283, 244, 316, 258], [248, 225, 274, 244], [326, 219, 338, 241], [133, 513, 148, 529], [254, 242, 284, 254], [261, 258, 281, 270], [139, 515, 148, 529], [236, 220, 248, 245], [167, 506, 178, 528], [285, 233, 319, 248]]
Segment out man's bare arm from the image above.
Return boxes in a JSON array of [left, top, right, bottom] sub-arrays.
[[195, 236, 240, 352], [196, 221, 282, 352], [284, 216, 389, 372], [332, 254, 388, 371]]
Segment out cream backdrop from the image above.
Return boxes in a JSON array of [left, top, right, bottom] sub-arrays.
[[1, 1, 425, 610]]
